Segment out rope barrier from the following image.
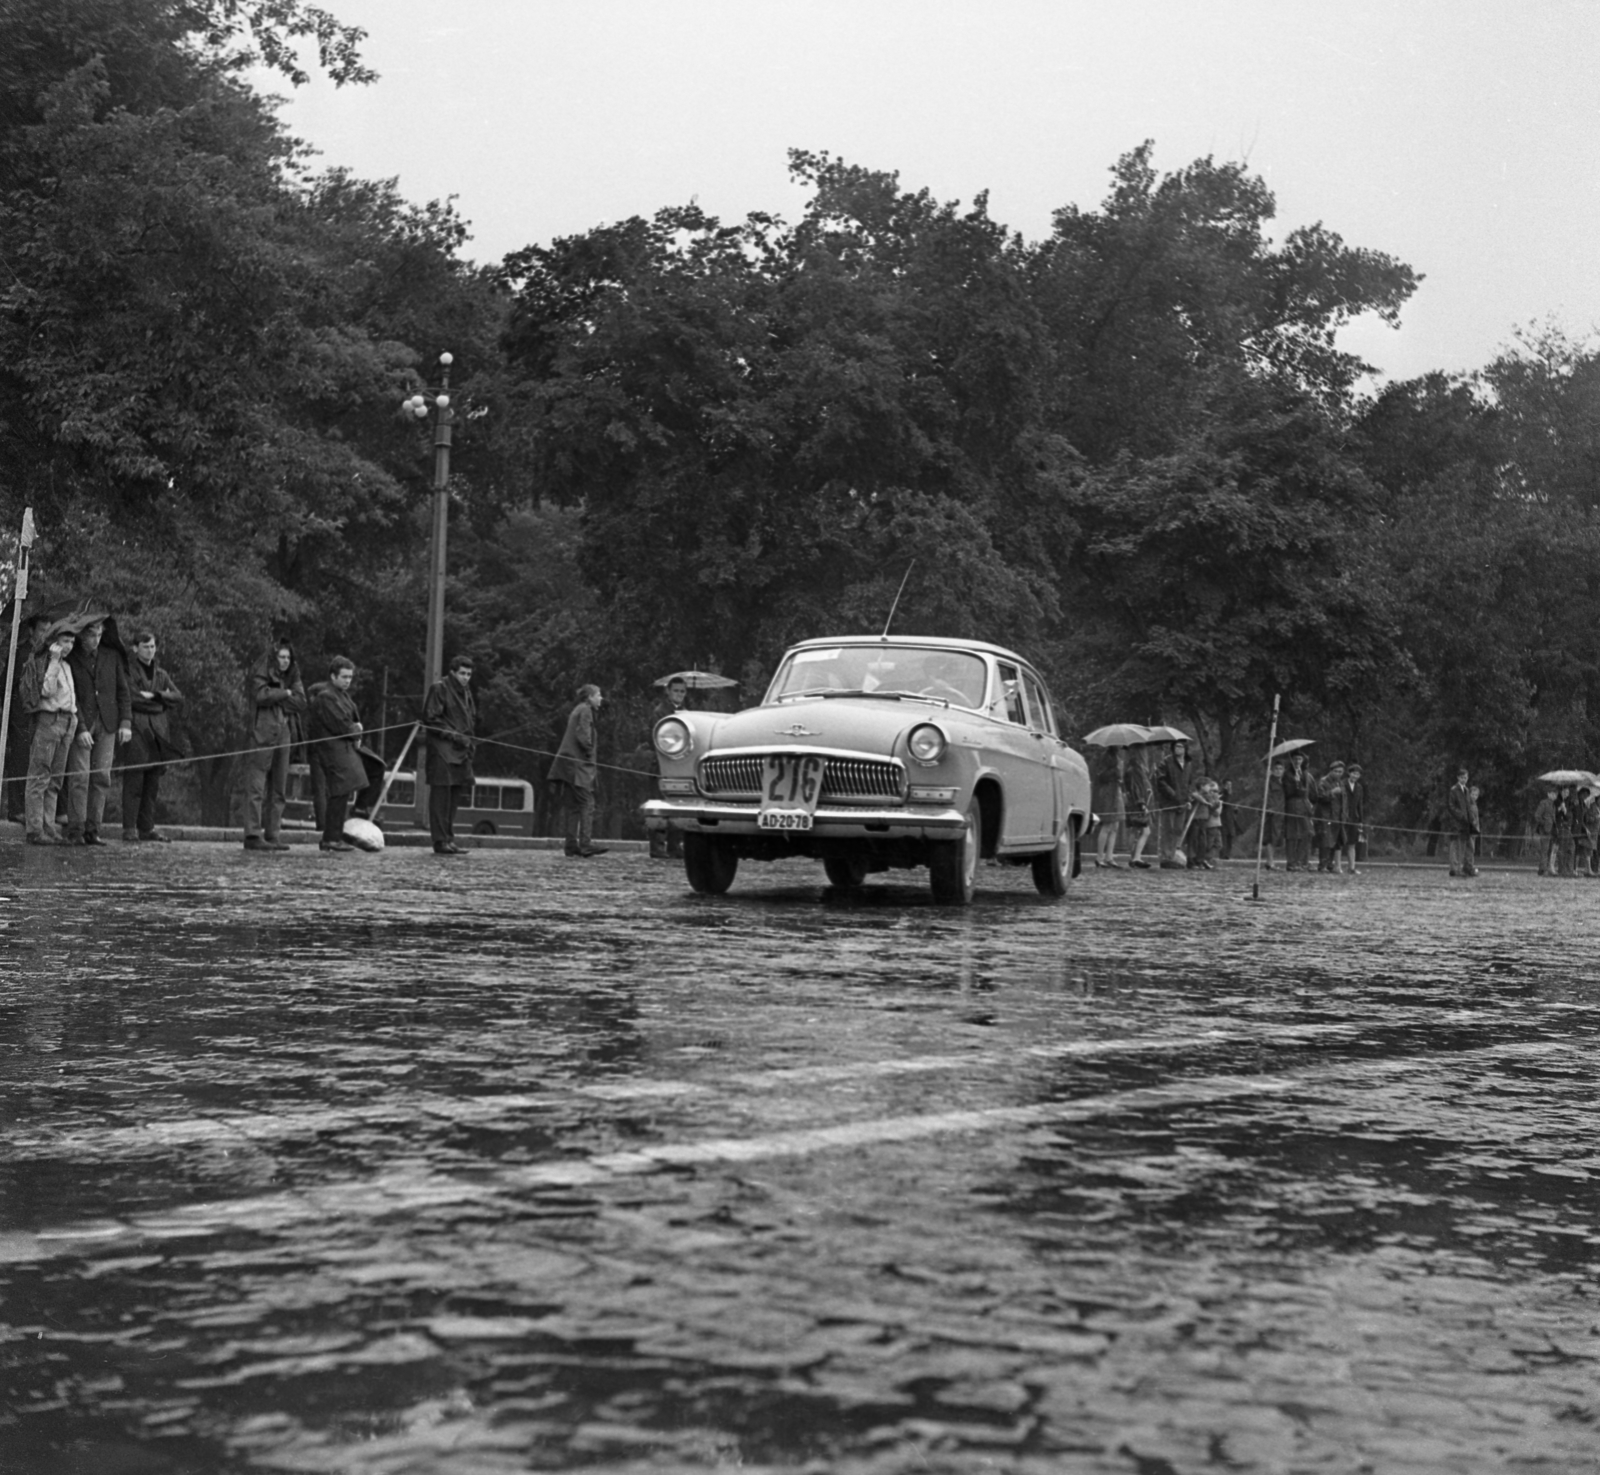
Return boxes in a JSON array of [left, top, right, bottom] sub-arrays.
[[1, 710, 1575, 854]]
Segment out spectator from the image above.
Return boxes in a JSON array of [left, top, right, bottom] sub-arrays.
[[1532, 785, 1556, 876], [64, 616, 131, 846], [242, 640, 305, 853], [421, 654, 477, 856], [1446, 767, 1478, 877], [1552, 785, 1575, 878], [1091, 745, 1124, 869], [1282, 751, 1313, 871], [1189, 778, 1222, 870], [548, 683, 607, 858], [1122, 747, 1153, 869], [1218, 779, 1242, 860], [1259, 760, 1286, 869], [649, 676, 691, 860], [1155, 738, 1195, 866], [1584, 788, 1600, 877], [1343, 763, 1367, 874], [21, 625, 78, 845], [307, 656, 368, 854], [122, 629, 183, 842]]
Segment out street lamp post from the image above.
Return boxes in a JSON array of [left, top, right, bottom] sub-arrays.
[[402, 352, 455, 825]]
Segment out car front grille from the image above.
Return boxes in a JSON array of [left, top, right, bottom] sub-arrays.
[[698, 753, 905, 805]]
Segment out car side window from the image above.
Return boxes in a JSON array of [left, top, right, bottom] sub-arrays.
[[1022, 672, 1055, 735], [995, 662, 1027, 725]]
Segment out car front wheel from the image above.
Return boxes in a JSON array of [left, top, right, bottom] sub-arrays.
[[1032, 824, 1075, 898], [929, 799, 980, 905], [684, 832, 738, 895]]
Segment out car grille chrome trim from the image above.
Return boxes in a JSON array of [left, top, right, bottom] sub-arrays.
[[698, 753, 906, 805]]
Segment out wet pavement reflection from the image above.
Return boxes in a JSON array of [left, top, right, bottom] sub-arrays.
[[2, 846, 1597, 1473]]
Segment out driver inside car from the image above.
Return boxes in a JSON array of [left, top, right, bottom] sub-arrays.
[[917, 652, 979, 705]]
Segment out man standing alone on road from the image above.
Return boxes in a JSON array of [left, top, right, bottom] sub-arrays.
[[64, 617, 131, 846], [1447, 767, 1478, 877], [549, 683, 607, 858], [421, 654, 476, 856]]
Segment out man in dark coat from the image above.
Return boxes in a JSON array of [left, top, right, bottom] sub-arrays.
[[242, 640, 305, 852], [122, 628, 184, 842], [648, 676, 691, 859], [1155, 739, 1194, 864], [421, 654, 476, 855], [64, 616, 131, 845], [1446, 766, 1477, 877], [548, 683, 607, 858], [1342, 762, 1367, 874], [307, 656, 369, 853]]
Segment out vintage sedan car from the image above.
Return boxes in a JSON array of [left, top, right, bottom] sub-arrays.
[[641, 635, 1092, 904]]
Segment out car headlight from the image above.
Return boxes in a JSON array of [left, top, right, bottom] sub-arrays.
[[654, 717, 691, 758], [907, 722, 948, 765]]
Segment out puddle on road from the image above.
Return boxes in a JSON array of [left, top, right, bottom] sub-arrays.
[[2, 849, 1598, 1471]]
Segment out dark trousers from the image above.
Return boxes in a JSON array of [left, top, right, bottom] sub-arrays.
[[322, 788, 350, 845], [549, 780, 594, 852], [429, 781, 468, 847], [121, 762, 163, 836], [242, 741, 290, 840]]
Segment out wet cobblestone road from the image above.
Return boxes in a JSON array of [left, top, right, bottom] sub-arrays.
[[2, 846, 1598, 1473]]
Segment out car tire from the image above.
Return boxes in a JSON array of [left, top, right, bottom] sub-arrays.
[[823, 855, 869, 890], [1032, 824, 1075, 898], [929, 799, 979, 905], [684, 832, 738, 895]]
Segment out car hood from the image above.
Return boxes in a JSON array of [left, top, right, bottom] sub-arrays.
[[701, 697, 955, 755]]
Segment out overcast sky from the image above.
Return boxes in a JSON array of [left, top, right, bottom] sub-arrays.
[[260, 0, 1600, 385]]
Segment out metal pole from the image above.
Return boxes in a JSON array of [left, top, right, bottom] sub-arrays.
[[415, 354, 453, 831], [0, 509, 36, 825], [1250, 692, 1282, 901]]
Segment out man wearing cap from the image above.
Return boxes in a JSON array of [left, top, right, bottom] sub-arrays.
[[648, 676, 690, 859], [21, 626, 79, 844], [421, 654, 476, 855], [64, 618, 131, 846], [548, 683, 607, 858], [1446, 767, 1477, 877]]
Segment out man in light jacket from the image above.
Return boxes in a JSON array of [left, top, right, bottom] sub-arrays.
[[22, 627, 79, 844]]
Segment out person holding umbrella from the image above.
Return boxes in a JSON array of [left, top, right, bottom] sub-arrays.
[[1084, 724, 1148, 869], [1282, 750, 1314, 871]]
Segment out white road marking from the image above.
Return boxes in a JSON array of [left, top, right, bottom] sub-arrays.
[[0, 1041, 1565, 1268]]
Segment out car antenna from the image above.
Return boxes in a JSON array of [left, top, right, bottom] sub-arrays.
[[881, 560, 915, 640]]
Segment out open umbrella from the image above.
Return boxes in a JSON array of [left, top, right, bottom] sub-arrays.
[[1142, 724, 1193, 744], [1536, 769, 1594, 787], [654, 669, 738, 690], [1270, 737, 1316, 758], [1083, 722, 1151, 747]]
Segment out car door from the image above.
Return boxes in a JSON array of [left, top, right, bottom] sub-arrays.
[[988, 661, 1053, 847], [1020, 668, 1075, 840]]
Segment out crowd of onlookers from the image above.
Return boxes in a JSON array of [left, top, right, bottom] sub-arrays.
[[1090, 738, 1371, 873], [1528, 779, 1600, 877]]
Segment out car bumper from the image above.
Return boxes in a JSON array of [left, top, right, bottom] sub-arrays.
[[641, 798, 967, 840]]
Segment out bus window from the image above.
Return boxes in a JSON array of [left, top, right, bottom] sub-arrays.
[[473, 785, 499, 810], [498, 785, 527, 811]]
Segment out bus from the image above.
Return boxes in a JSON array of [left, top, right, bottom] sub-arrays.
[[284, 766, 538, 837]]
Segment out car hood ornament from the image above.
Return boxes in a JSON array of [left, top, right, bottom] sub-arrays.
[[776, 723, 819, 738]]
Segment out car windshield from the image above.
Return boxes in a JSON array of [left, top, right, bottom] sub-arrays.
[[769, 646, 989, 708]]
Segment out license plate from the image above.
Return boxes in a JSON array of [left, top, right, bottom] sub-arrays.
[[760, 754, 824, 831]]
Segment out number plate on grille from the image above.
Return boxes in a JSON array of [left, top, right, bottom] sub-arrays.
[[759, 754, 825, 831]]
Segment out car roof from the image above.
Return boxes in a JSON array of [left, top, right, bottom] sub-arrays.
[[787, 635, 1035, 667]]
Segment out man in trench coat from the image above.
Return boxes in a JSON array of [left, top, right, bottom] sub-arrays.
[[548, 683, 607, 858], [421, 654, 476, 855]]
